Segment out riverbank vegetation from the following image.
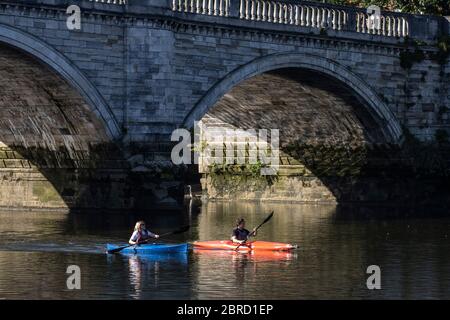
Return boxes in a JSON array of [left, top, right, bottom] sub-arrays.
[[321, 0, 450, 15]]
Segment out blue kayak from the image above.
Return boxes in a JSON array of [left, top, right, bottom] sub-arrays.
[[106, 243, 189, 254]]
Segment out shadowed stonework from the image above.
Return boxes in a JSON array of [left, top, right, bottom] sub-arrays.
[[205, 68, 387, 146], [0, 44, 110, 149], [0, 43, 186, 210], [0, 44, 124, 209], [199, 68, 450, 204]]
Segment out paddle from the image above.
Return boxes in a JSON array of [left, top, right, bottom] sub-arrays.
[[234, 211, 274, 251], [107, 225, 190, 254]]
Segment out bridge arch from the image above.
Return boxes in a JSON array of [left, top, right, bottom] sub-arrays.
[[183, 52, 403, 144], [0, 25, 126, 210], [0, 23, 121, 139]]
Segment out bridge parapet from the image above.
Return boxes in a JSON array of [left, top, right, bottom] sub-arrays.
[[4, 0, 447, 41], [88, 0, 125, 4], [171, 0, 446, 40]]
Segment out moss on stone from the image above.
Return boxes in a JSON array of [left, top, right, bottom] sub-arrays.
[[32, 182, 63, 204], [435, 129, 449, 144], [430, 36, 450, 65], [399, 37, 427, 69]]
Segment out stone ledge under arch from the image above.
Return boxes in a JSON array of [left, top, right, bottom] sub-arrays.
[[183, 52, 403, 145]]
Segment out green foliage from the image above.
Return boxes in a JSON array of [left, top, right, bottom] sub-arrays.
[[319, 28, 328, 36], [209, 161, 264, 177], [438, 105, 450, 117], [321, 0, 450, 15], [435, 129, 449, 144], [399, 37, 426, 69], [208, 161, 279, 186], [32, 182, 62, 203], [430, 36, 450, 65], [393, 0, 450, 15], [192, 139, 208, 153], [401, 126, 449, 177], [399, 49, 426, 69]]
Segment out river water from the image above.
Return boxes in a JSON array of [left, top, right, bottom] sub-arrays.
[[0, 201, 449, 299]]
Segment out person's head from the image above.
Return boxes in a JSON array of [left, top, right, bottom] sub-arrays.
[[134, 221, 146, 231], [236, 218, 245, 229]]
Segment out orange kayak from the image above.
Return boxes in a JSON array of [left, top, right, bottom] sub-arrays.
[[193, 240, 297, 252]]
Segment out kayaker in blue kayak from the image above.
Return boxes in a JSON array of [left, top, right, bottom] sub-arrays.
[[129, 221, 160, 245], [231, 218, 257, 244]]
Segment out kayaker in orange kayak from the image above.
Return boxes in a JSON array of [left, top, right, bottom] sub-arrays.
[[129, 221, 160, 245], [231, 218, 257, 244]]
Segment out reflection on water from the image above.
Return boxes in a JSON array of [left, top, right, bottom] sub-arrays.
[[120, 254, 189, 300], [194, 249, 297, 262], [192, 249, 297, 299], [0, 202, 449, 299]]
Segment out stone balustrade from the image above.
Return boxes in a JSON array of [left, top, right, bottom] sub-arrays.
[[355, 9, 408, 36], [3, 0, 445, 40], [88, 0, 126, 4], [238, 1, 408, 37], [172, 0, 230, 17], [172, 0, 412, 37], [238, 0, 349, 30]]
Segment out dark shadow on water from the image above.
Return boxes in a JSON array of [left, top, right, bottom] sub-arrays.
[[334, 203, 450, 221]]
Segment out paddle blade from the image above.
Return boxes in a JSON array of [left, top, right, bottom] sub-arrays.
[[253, 211, 274, 233], [263, 211, 274, 224], [107, 245, 130, 254]]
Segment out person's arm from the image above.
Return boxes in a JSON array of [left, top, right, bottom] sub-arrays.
[[129, 231, 139, 245], [244, 229, 256, 241], [231, 235, 244, 244], [147, 230, 160, 239], [231, 229, 241, 243]]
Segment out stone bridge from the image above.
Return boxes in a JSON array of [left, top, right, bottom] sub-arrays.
[[0, 0, 449, 210]]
